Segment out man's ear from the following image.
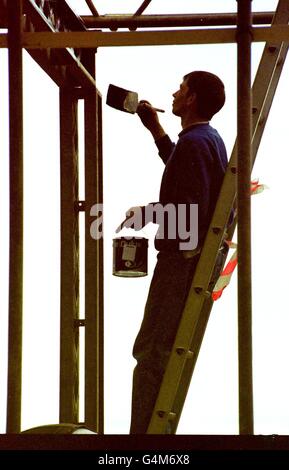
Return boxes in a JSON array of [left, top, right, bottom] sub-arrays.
[[187, 92, 197, 106]]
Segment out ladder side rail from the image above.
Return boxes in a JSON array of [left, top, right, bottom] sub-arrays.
[[147, 157, 236, 434]]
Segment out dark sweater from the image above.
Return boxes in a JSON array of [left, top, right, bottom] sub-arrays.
[[151, 123, 228, 252]]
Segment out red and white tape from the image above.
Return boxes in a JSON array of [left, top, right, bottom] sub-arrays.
[[212, 180, 267, 301], [212, 241, 237, 301], [250, 179, 268, 195]]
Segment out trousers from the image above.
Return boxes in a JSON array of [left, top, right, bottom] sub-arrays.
[[129, 250, 200, 434]]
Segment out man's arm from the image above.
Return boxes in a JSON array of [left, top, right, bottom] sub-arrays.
[[137, 100, 166, 141], [137, 101, 175, 163], [117, 202, 161, 232]]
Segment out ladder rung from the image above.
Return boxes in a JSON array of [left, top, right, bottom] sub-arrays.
[[193, 287, 211, 298], [156, 411, 177, 421], [175, 347, 194, 358]]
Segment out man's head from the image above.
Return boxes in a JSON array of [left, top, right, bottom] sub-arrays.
[[172, 71, 225, 121]]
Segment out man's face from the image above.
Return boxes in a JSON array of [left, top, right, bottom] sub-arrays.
[[172, 78, 192, 116]]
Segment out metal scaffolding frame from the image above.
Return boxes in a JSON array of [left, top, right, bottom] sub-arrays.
[[1, 0, 288, 436], [2, 0, 104, 434], [6, 0, 24, 435], [236, 0, 253, 436]]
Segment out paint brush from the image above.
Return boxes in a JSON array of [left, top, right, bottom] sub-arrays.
[[106, 84, 165, 114]]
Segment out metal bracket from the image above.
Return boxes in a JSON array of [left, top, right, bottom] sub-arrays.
[[74, 319, 85, 327], [75, 200, 86, 212]]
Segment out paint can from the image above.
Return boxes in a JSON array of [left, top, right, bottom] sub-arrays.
[[113, 237, 148, 277]]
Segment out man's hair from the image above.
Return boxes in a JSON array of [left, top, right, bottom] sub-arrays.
[[184, 71, 225, 120]]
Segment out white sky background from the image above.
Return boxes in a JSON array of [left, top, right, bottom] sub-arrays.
[[1, 0, 289, 434]]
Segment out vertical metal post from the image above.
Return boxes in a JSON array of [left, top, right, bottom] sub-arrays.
[[237, 0, 254, 434], [6, 0, 23, 434], [59, 86, 80, 424], [84, 52, 104, 434]]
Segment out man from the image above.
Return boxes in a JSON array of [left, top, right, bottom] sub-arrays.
[[122, 71, 227, 433]]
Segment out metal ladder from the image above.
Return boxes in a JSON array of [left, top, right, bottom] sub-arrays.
[[147, 0, 289, 434]]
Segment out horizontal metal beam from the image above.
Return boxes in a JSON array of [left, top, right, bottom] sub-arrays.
[[81, 12, 274, 29], [0, 26, 289, 49], [0, 5, 275, 30]]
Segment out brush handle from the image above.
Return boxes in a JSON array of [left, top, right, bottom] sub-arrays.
[[138, 100, 165, 113]]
